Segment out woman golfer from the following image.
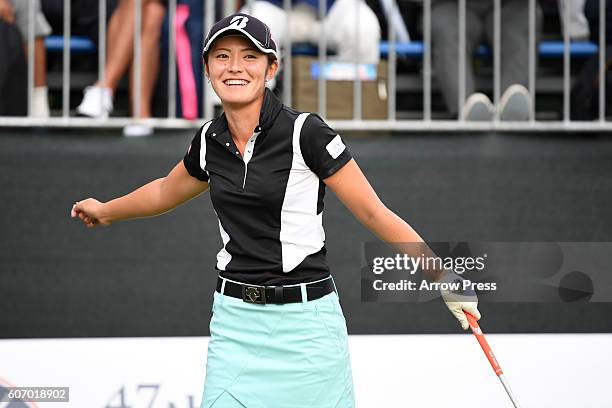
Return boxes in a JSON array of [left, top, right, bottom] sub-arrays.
[[71, 13, 481, 408]]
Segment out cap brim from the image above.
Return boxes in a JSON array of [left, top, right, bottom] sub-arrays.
[[203, 27, 278, 61]]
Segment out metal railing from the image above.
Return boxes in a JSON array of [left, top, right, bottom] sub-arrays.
[[0, 0, 608, 132]]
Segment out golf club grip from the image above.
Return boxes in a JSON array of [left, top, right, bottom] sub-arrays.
[[465, 312, 503, 376]]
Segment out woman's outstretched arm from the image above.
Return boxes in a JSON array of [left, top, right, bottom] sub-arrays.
[[71, 161, 208, 228], [325, 159, 481, 329], [324, 159, 424, 244]]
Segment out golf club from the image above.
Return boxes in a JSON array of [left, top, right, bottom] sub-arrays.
[[465, 311, 522, 408]]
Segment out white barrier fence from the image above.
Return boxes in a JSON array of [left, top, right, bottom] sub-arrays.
[[1, 334, 611, 407], [0, 0, 608, 132]]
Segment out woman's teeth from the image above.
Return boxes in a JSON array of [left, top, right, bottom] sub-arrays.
[[224, 80, 248, 86]]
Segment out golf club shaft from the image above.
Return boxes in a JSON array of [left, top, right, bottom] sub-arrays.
[[499, 374, 522, 408], [465, 312, 522, 408]]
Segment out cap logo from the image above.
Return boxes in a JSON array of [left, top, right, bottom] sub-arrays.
[[229, 15, 249, 29]]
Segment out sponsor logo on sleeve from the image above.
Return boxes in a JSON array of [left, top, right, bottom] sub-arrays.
[[326, 135, 346, 159]]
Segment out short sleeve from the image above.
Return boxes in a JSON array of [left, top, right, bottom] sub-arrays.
[[299, 114, 352, 179], [183, 124, 209, 182]]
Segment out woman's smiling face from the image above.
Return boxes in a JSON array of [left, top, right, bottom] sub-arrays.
[[205, 35, 278, 108]]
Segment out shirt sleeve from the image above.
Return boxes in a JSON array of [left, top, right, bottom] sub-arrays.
[[300, 114, 352, 179], [182, 125, 209, 182]]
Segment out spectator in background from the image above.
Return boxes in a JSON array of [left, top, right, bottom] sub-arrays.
[[241, 0, 381, 66], [0, 0, 52, 117], [0, 12, 27, 115], [76, 0, 166, 124], [558, 0, 590, 41], [585, 0, 611, 44], [431, 0, 542, 121], [42, 0, 118, 47], [570, 0, 611, 120]]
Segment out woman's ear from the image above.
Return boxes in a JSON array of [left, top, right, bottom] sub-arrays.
[[267, 59, 279, 81]]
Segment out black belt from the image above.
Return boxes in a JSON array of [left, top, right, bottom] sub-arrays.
[[216, 276, 335, 304]]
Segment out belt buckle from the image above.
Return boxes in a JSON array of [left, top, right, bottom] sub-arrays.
[[242, 285, 266, 304]]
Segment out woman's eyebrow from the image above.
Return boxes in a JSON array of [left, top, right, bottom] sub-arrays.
[[212, 47, 259, 53]]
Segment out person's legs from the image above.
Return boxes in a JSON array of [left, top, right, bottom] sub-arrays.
[[32, 37, 49, 117], [131, 0, 164, 118], [0, 20, 28, 116], [431, 0, 483, 116], [484, 0, 539, 92], [484, 0, 541, 120], [12, 0, 51, 117], [100, 0, 137, 91], [17, 38, 48, 116], [78, 0, 163, 119], [33, 37, 46, 87], [77, 0, 135, 117]]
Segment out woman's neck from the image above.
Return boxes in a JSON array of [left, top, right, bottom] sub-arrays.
[[224, 96, 264, 144]]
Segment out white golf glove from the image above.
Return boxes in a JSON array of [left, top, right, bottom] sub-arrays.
[[438, 270, 481, 330]]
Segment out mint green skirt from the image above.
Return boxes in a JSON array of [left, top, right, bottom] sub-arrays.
[[201, 279, 355, 408]]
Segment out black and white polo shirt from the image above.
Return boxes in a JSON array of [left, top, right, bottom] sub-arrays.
[[183, 89, 352, 286]]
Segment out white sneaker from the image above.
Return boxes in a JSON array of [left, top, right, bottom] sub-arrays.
[[123, 124, 153, 137], [32, 86, 50, 118], [462, 93, 494, 121], [499, 84, 532, 121], [76, 86, 113, 118]]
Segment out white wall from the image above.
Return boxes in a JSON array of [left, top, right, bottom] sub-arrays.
[[0, 334, 610, 407]]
